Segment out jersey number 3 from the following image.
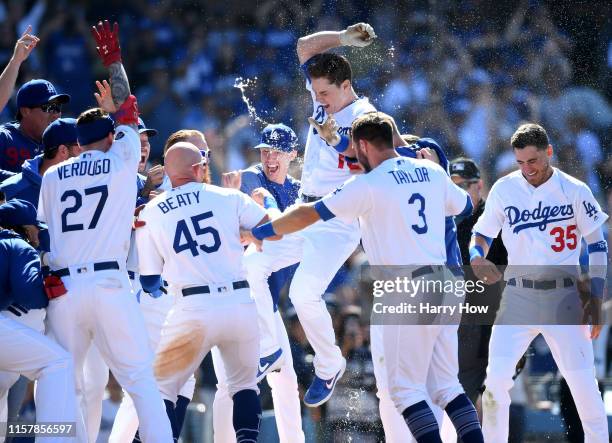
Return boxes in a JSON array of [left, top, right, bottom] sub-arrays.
[[549, 225, 577, 252], [61, 185, 108, 233], [408, 193, 428, 234], [174, 211, 221, 256]]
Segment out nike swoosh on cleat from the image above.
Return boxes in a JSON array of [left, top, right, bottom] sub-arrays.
[[258, 362, 271, 373]]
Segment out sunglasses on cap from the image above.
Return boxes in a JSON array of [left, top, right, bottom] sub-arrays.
[[37, 102, 62, 114]]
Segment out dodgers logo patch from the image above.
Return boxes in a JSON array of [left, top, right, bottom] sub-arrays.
[[583, 200, 598, 218], [505, 201, 574, 233]]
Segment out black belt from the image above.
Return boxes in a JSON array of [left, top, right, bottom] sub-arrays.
[[53, 261, 120, 278], [507, 278, 574, 290], [182, 280, 249, 296], [301, 194, 322, 203], [412, 265, 443, 279]]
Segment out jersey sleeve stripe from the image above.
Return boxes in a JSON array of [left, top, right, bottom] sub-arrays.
[[314, 201, 336, 221]]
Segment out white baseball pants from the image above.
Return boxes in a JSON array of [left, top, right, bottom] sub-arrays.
[[46, 268, 173, 443], [109, 280, 196, 443], [212, 310, 304, 443], [0, 308, 46, 428], [0, 312, 77, 443], [154, 286, 259, 403], [483, 284, 608, 442], [371, 324, 459, 442], [243, 216, 360, 379]]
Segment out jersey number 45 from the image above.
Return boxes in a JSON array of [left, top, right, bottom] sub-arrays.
[[174, 212, 221, 256]]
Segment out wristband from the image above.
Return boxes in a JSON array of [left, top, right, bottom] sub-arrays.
[[591, 277, 605, 299], [339, 30, 350, 46], [469, 245, 484, 262], [252, 222, 276, 241], [333, 135, 350, 153], [263, 196, 278, 210]]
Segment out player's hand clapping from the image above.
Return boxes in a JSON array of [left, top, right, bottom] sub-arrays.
[[340, 23, 377, 47], [308, 115, 341, 147]]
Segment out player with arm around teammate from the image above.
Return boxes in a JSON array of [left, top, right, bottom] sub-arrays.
[[469, 123, 609, 442], [135, 142, 268, 443], [244, 113, 485, 443], [243, 22, 377, 408], [215, 123, 304, 443], [37, 20, 173, 442]]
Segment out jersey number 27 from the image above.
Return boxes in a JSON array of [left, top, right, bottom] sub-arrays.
[[174, 211, 221, 256], [60, 186, 108, 233]]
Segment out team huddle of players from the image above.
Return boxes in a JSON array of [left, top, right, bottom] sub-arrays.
[[0, 18, 609, 443]]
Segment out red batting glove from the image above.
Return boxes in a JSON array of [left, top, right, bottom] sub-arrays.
[[91, 20, 122, 67], [113, 95, 139, 125]]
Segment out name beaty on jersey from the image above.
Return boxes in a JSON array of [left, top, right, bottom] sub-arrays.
[[157, 191, 201, 214]]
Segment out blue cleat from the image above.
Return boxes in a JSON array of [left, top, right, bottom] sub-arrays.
[[256, 348, 284, 382], [304, 359, 346, 407]]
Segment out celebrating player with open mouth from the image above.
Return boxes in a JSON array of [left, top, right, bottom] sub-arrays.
[[243, 22, 377, 408]]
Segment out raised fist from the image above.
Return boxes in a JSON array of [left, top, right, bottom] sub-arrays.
[[340, 23, 377, 48], [308, 115, 341, 146]]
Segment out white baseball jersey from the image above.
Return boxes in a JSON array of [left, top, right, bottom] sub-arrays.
[[136, 181, 266, 286], [321, 156, 469, 265], [38, 125, 139, 267], [300, 65, 376, 197], [473, 168, 608, 267]]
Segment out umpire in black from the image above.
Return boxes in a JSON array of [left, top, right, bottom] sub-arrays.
[[450, 158, 508, 407]]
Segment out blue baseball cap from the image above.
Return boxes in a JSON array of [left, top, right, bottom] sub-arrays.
[[0, 199, 38, 226], [16, 79, 70, 108], [254, 124, 298, 153], [42, 118, 78, 151], [138, 117, 158, 137]]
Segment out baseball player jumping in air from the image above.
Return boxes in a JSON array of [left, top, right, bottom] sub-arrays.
[[217, 123, 304, 443], [37, 21, 173, 442], [470, 123, 609, 442], [244, 113, 485, 443], [243, 22, 377, 408], [135, 141, 270, 443]]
